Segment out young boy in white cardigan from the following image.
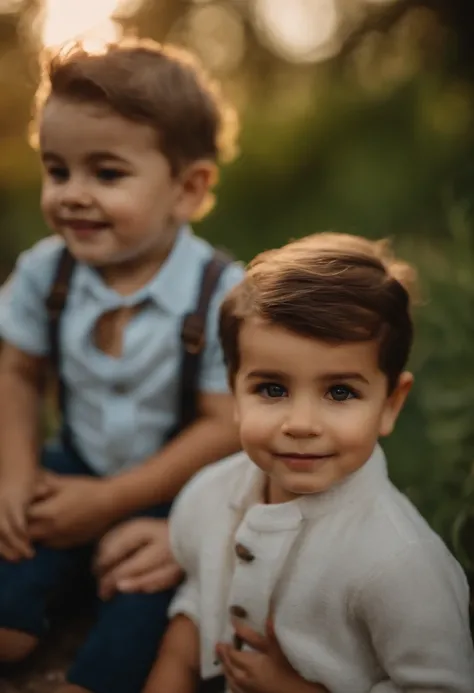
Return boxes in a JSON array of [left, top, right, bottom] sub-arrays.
[[144, 232, 474, 693]]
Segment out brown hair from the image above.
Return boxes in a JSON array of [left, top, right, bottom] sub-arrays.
[[220, 232, 418, 392], [31, 38, 239, 190]]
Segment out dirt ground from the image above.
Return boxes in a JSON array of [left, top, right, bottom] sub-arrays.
[[0, 615, 90, 693]]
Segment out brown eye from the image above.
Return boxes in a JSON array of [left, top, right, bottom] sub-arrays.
[[97, 168, 126, 182], [47, 166, 69, 181]]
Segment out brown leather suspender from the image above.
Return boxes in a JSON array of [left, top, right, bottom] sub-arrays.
[[45, 246, 232, 438]]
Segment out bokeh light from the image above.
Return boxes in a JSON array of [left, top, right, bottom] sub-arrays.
[[39, 0, 143, 49], [253, 0, 341, 64], [362, 0, 398, 5], [0, 0, 23, 12], [0, 0, 25, 14], [185, 3, 246, 73]]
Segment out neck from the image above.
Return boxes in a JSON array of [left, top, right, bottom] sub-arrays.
[[99, 230, 179, 295]]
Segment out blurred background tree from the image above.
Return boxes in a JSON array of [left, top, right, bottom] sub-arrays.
[[0, 0, 473, 588]]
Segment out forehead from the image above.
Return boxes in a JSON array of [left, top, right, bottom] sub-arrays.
[[238, 319, 382, 377], [39, 96, 158, 157]]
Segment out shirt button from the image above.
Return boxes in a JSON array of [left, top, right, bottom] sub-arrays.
[[229, 605, 248, 619], [112, 383, 128, 395], [235, 543, 255, 563]]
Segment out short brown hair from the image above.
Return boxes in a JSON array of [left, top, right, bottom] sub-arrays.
[[220, 233, 418, 392], [31, 38, 239, 177]]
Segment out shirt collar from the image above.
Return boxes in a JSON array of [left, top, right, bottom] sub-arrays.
[[229, 444, 389, 524], [73, 225, 201, 314], [141, 225, 200, 314]]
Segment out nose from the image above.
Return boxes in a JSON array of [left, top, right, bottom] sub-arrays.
[[281, 396, 322, 438], [60, 176, 92, 209]]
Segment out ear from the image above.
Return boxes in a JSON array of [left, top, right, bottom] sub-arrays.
[[173, 160, 217, 222], [379, 371, 413, 437]]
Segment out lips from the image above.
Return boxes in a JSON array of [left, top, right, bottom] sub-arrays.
[[275, 452, 335, 471], [59, 219, 110, 231], [275, 453, 334, 460]]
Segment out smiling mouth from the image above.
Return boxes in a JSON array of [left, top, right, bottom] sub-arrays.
[[275, 453, 334, 459], [275, 452, 335, 469], [60, 220, 110, 231]]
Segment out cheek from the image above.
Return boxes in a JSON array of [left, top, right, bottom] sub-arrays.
[[238, 402, 279, 448], [102, 189, 135, 214], [40, 185, 54, 216], [238, 413, 264, 447], [327, 403, 382, 449], [113, 191, 165, 227]]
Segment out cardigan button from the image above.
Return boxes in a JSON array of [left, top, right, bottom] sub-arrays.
[[229, 604, 248, 619], [235, 543, 255, 563]]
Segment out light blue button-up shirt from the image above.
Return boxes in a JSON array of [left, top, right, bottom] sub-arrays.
[[0, 227, 244, 475]]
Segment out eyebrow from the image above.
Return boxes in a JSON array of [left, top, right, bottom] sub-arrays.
[[246, 370, 287, 381], [41, 151, 129, 165], [245, 369, 370, 385], [41, 152, 64, 162], [319, 372, 370, 385], [86, 151, 129, 165]]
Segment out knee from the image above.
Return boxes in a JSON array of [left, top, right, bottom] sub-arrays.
[[0, 628, 38, 663]]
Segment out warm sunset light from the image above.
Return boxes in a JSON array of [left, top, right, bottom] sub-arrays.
[[253, 0, 341, 64], [0, 0, 22, 12], [40, 0, 142, 49]]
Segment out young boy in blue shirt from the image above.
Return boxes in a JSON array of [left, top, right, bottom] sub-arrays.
[[0, 39, 243, 693]]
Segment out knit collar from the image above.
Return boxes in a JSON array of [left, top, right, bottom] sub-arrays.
[[229, 445, 388, 529]]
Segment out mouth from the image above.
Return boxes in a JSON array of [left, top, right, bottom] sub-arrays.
[[274, 452, 335, 470], [58, 219, 111, 234]]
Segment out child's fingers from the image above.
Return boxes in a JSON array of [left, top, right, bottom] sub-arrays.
[[224, 645, 258, 673], [224, 667, 246, 693], [99, 563, 182, 600], [0, 538, 21, 562], [0, 526, 29, 562], [118, 563, 183, 594], [217, 645, 249, 693], [35, 471, 61, 492], [97, 573, 116, 602], [0, 530, 33, 561], [0, 508, 34, 560], [107, 541, 159, 582], [27, 499, 53, 523], [8, 502, 28, 536], [32, 480, 56, 502], [94, 521, 152, 575], [232, 619, 269, 653]]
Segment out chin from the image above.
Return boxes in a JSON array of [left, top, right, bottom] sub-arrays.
[[66, 243, 113, 265], [286, 476, 337, 496], [67, 250, 103, 266]]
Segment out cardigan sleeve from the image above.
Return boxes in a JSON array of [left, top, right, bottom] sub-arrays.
[[354, 541, 474, 693], [166, 477, 203, 625], [168, 575, 201, 626]]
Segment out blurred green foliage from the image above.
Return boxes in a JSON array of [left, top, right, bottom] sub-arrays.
[[0, 0, 473, 600]]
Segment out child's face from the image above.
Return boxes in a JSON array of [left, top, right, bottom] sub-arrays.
[[39, 97, 209, 268], [233, 319, 412, 504]]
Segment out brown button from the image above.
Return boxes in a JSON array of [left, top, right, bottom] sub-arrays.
[[229, 605, 248, 619], [235, 543, 255, 563], [112, 383, 128, 395]]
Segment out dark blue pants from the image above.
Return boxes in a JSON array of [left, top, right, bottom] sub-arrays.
[[0, 441, 174, 693]]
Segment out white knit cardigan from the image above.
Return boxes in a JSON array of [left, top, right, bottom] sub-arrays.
[[169, 446, 474, 693]]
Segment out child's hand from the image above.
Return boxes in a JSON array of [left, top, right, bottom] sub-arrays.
[[95, 518, 183, 600], [27, 472, 113, 548], [216, 619, 329, 693], [0, 473, 35, 562]]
